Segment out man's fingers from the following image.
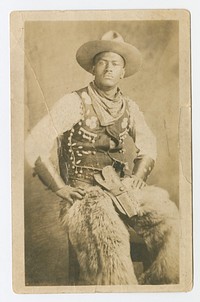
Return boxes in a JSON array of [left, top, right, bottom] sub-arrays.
[[68, 197, 74, 203], [56, 191, 66, 199], [71, 192, 84, 200], [57, 192, 74, 202], [132, 178, 146, 189], [136, 180, 143, 189], [140, 182, 146, 189], [75, 188, 86, 196], [132, 179, 140, 188]]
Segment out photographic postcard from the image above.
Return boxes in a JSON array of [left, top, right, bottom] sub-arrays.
[[11, 9, 192, 293]]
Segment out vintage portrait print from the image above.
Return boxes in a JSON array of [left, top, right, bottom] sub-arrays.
[[11, 10, 192, 293]]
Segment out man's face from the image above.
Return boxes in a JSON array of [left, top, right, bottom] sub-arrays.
[[92, 52, 125, 90]]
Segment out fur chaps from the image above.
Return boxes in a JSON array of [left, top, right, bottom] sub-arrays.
[[60, 181, 179, 285]]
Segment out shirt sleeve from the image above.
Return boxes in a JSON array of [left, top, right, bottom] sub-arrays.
[[25, 92, 83, 167], [127, 99, 157, 161]]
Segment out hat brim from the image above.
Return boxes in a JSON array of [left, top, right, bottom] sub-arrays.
[[76, 40, 142, 78]]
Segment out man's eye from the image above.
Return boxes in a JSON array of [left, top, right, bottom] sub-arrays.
[[98, 60, 106, 65], [113, 62, 122, 67]]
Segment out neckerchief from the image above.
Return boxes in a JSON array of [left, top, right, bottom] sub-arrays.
[[87, 82, 125, 126]]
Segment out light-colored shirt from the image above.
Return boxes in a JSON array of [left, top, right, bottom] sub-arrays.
[[25, 91, 157, 168]]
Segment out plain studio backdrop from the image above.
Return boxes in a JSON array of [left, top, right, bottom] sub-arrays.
[[24, 21, 179, 285]]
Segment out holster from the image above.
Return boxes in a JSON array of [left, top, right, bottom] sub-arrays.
[[94, 166, 138, 218]]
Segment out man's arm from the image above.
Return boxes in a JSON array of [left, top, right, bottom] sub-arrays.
[[127, 99, 157, 185], [25, 92, 83, 193]]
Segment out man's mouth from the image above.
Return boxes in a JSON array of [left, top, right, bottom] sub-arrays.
[[104, 74, 113, 79]]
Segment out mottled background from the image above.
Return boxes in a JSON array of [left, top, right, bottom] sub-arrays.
[[24, 21, 179, 285]]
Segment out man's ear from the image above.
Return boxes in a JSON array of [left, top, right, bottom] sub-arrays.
[[92, 66, 96, 75], [120, 68, 125, 79]]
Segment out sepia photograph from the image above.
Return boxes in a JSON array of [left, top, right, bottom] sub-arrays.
[[11, 9, 192, 293]]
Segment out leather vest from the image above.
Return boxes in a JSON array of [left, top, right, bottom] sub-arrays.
[[59, 87, 134, 184]]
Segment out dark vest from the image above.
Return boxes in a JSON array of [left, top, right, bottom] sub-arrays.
[[59, 87, 135, 184]]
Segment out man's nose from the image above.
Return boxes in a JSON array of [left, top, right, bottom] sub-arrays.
[[105, 62, 113, 71]]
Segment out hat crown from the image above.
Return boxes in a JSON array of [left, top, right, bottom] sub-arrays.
[[101, 31, 124, 43]]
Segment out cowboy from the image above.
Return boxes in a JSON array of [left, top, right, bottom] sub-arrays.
[[25, 31, 179, 285]]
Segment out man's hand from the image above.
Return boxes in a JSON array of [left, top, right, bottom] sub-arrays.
[[56, 185, 86, 204], [130, 175, 146, 189]]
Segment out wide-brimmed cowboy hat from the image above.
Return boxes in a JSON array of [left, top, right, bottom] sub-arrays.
[[76, 31, 142, 78]]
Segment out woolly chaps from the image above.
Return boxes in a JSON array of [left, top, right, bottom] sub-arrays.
[[60, 181, 179, 285]]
